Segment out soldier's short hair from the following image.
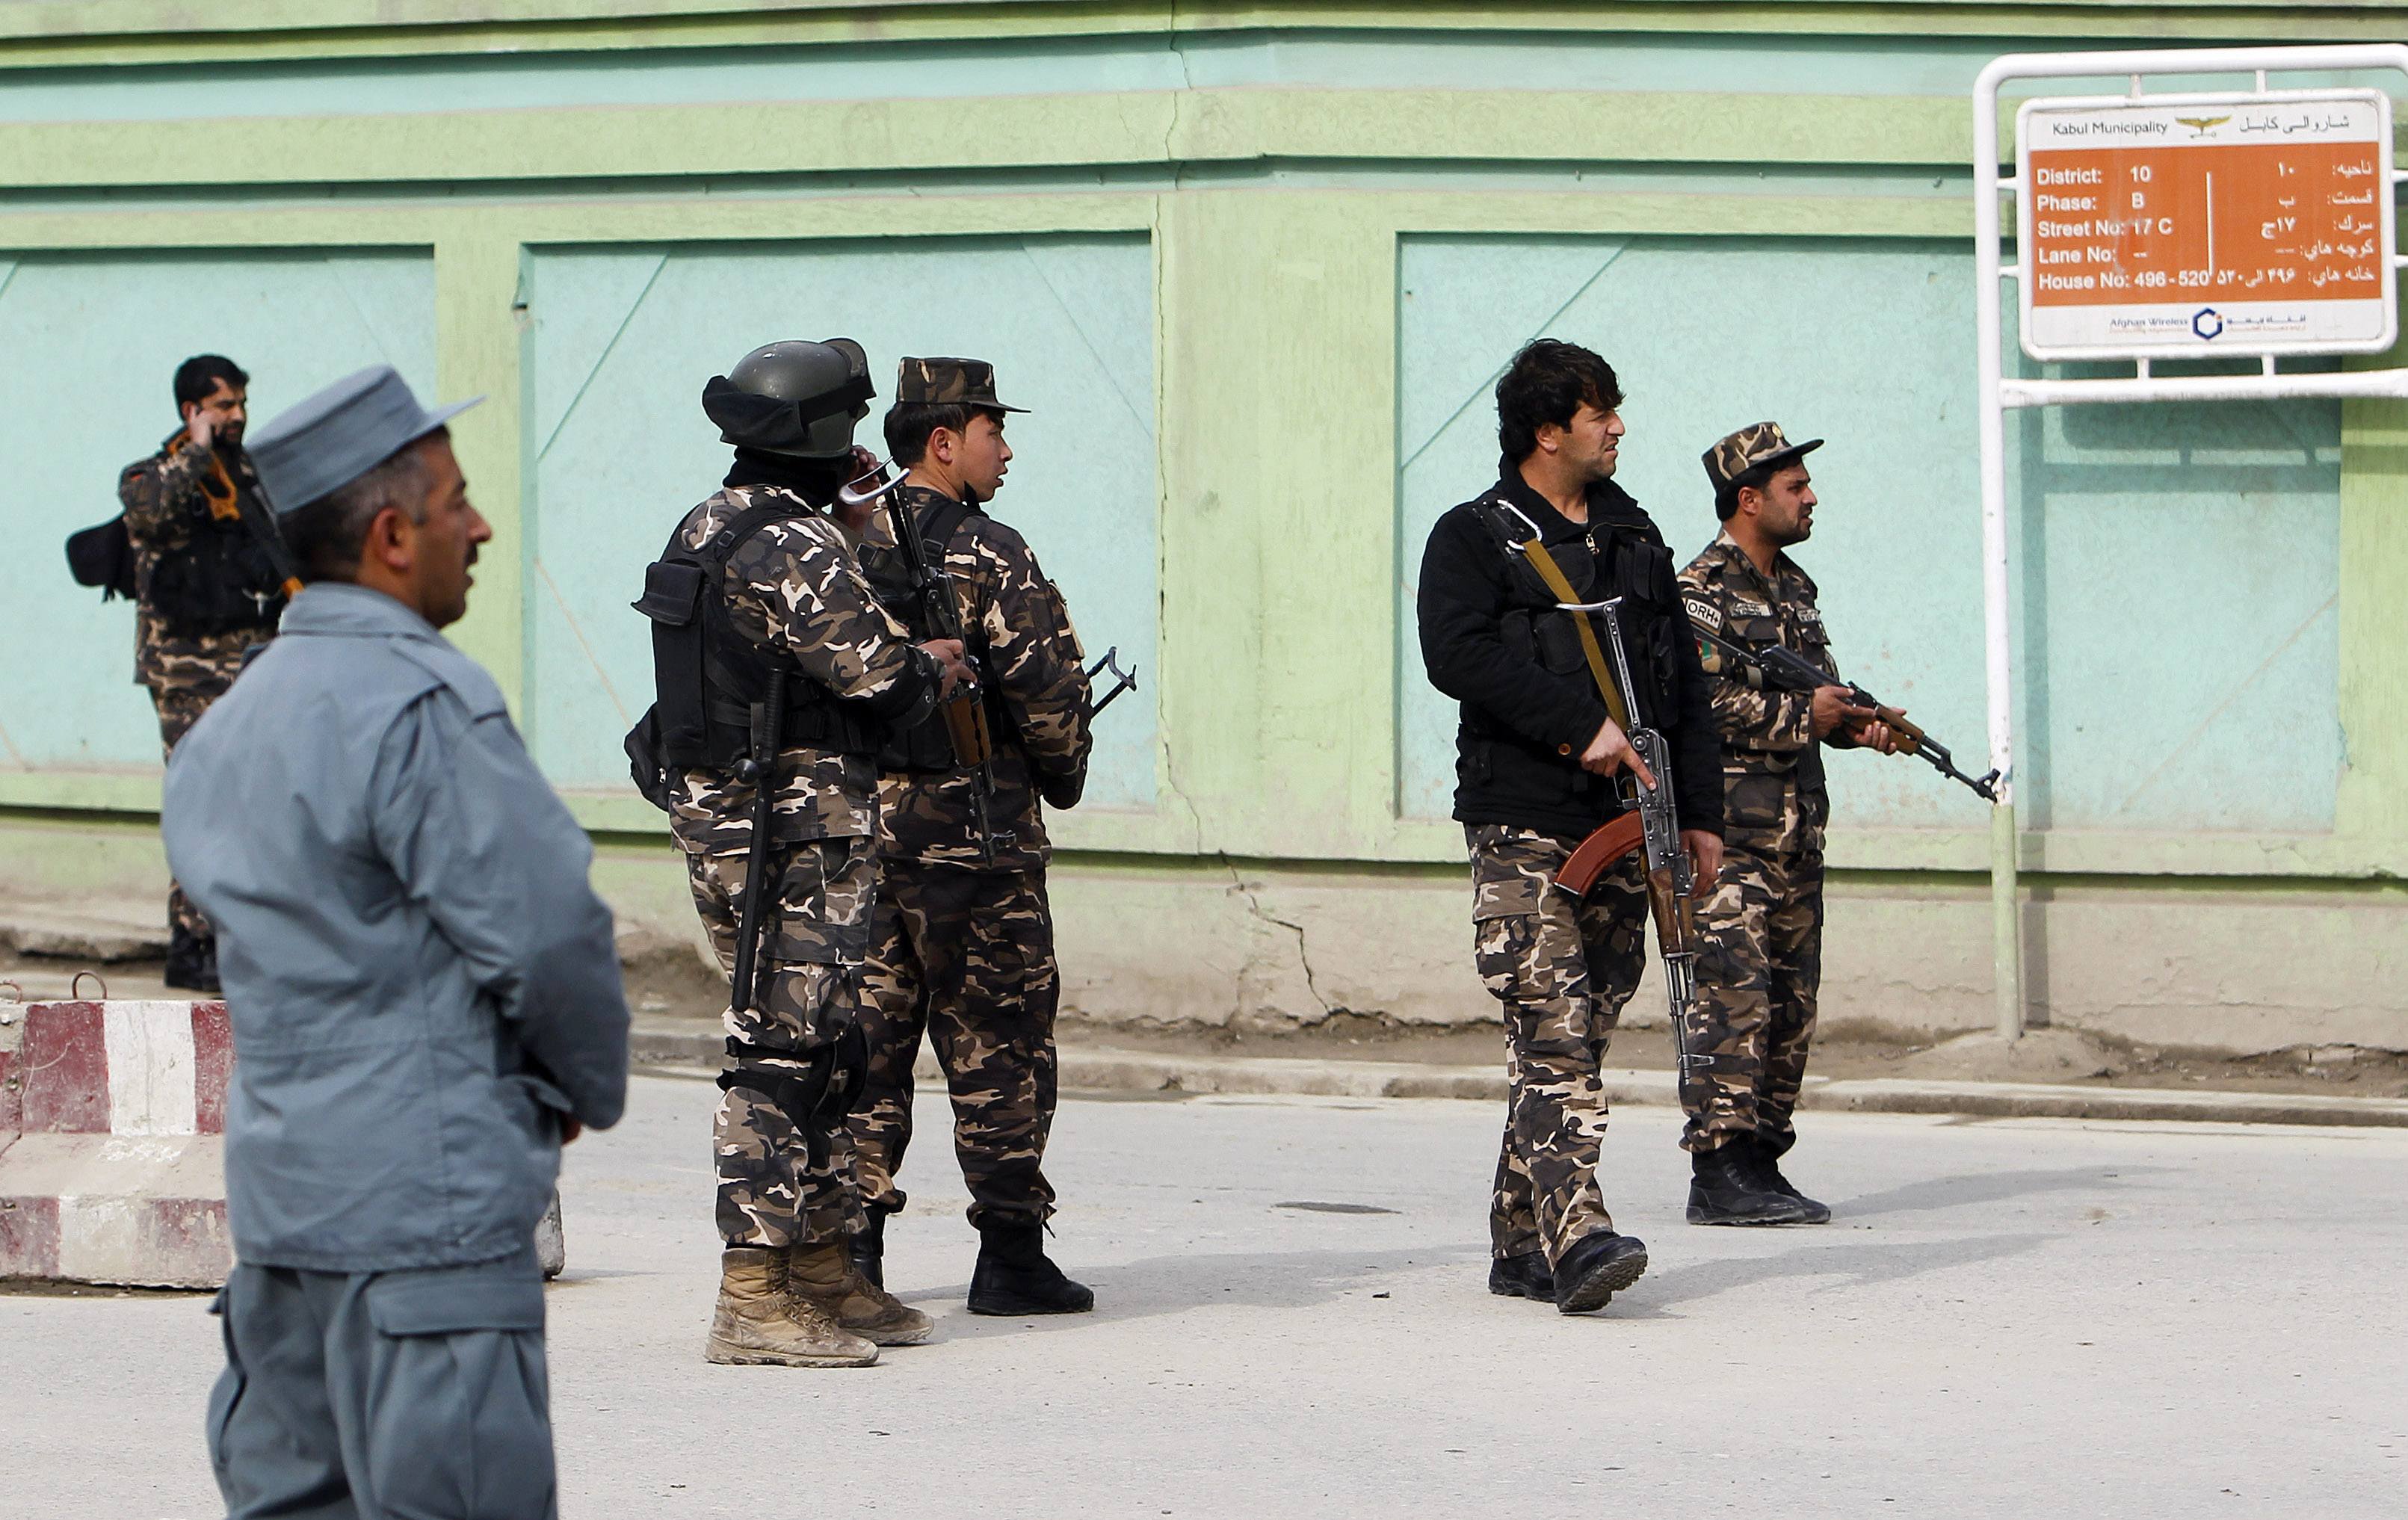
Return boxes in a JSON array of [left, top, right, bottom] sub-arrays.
[[278, 432, 443, 582], [1715, 466, 1772, 521], [1717, 462, 1806, 521], [173, 354, 249, 410], [1495, 340, 1624, 463], [884, 401, 1004, 467]]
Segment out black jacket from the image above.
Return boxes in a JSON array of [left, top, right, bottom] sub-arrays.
[[1416, 463, 1723, 841]]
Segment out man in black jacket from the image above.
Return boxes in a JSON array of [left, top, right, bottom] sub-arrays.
[[1416, 339, 1723, 1314]]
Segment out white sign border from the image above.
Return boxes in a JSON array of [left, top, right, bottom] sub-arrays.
[[2013, 85, 2398, 362]]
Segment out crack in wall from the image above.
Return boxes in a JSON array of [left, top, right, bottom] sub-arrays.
[[1217, 852, 1339, 1022], [1161, 0, 1188, 185], [1159, 729, 1338, 1022]]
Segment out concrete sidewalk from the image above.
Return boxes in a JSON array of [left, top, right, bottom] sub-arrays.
[[629, 1017, 2408, 1130]]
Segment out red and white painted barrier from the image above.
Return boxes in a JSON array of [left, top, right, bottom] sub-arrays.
[[0, 1000, 235, 1288]]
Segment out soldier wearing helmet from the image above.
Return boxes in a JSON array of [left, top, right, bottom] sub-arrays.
[[629, 339, 972, 1368]]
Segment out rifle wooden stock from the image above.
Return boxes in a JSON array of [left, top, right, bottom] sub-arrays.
[[1646, 866, 1700, 959], [939, 691, 992, 767], [1555, 812, 1645, 898]]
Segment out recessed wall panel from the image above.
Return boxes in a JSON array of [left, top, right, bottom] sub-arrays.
[[0, 250, 436, 775], [525, 235, 1159, 809], [1396, 235, 2341, 835]]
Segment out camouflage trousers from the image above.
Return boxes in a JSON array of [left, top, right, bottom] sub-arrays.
[[1467, 824, 1648, 1267], [1679, 837, 1824, 1155], [682, 834, 877, 1251], [152, 676, 232, 942], [849, 863, 1060, 1229]]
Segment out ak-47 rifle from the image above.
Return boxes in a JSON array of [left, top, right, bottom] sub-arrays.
[[1690, 622, 1999, 802], [728, 669, 788, 1018], [1087, 647, 1137, 718], [719, 665, 867, 1166], [843, 460, 1001, 863], [1492, 507, 1705, 1066]]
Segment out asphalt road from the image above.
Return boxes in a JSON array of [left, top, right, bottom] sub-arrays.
[[10, 1075, 2403, 1518]]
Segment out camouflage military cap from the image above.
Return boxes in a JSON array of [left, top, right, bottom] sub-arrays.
[[1702, 421, 1822, 493], [894, 357, 1028, 413]]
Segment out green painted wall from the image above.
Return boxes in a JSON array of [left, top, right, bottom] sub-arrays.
[[1, 248, 438, 773], [519, 235, 1158, 803], [0, 3, 2402, 1041]]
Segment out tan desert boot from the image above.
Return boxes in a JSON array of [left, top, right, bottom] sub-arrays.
[[704, 1246, 879, 1368], [785, 1240, 933, 1346]]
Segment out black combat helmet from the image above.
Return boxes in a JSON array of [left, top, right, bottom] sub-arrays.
[[702, 338, 874, 460]]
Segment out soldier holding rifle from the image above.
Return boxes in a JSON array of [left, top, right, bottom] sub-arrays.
[[1676, 424, 1979, 1227], [848, 358, 1099, 1316], [1416, 339, 1723, 1314], [630, 340, 969, 1368]]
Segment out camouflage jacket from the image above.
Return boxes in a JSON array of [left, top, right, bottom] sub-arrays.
[[1679, 531, 1855, 848], [862, 484, 1092, 872], [118, 429, 280, 691], [663, 484, 937, 855]]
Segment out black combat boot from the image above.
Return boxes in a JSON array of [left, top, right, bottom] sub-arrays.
[[164, 926, 220, 994], [966, 1217, 1094, 1316], [1749, 1136, 1831, 1225], [1686, 1142, 1810, 1226], [849, 1208, 888, 1288], [1551, 1231, 1649, 1314], [1487, 1251, 1555, 1301]]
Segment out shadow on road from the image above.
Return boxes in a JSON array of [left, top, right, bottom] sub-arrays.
[[1836, 1165, 2164, 1220], [899, 1241, 1487, 1334], [900, 1221, 2063, 1333], [1623, 1230, 2053, 1315]]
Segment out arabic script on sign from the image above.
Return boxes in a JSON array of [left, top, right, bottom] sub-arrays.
[[2018, 91, 2395, 357]]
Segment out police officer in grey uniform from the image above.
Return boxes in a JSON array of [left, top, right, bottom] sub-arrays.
[[163, 366, 630, 1519]]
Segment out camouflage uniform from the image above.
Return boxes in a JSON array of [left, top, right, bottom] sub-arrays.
[[1676, 531, 1844, 1158], [664, 483, 933, 1251], [1471, 825, 1650, 1263], [850, 482, 1092, 1228], [119, 430, 282, 941]]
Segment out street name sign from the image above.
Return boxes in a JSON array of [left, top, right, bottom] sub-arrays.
[[2016, 89, 2396, 359]]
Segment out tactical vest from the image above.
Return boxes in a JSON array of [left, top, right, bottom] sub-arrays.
[[625, 502, 882, 805], [855, 495, 982, 775], [1476, 495, 1685, 730], [143, 507, 288, 637]]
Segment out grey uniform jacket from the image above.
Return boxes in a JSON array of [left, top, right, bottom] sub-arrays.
[[162, 583, 630, 1273]]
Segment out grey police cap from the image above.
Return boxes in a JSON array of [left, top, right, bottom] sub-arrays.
[[250, 365, 483, 515]]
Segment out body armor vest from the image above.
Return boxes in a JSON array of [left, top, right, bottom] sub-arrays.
[[144, 507, 288, 637], [626, 502, 881, 801]]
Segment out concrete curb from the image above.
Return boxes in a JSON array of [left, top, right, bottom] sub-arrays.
[[629, 1019, 2408, 1129], [0, 908, 166, 964]]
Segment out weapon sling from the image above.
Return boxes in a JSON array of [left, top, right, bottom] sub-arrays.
[[1501, 522, 1651, 897], [1501, 516, 1709, 1071], [1507, 528, 1632, 735]]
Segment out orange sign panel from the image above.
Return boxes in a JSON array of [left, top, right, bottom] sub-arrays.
[[2016, 92, 2395, 357]]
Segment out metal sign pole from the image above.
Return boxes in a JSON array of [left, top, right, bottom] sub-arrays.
[[1973, 81, 2022, 1040], [1972, 43, 2408, 1042]]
